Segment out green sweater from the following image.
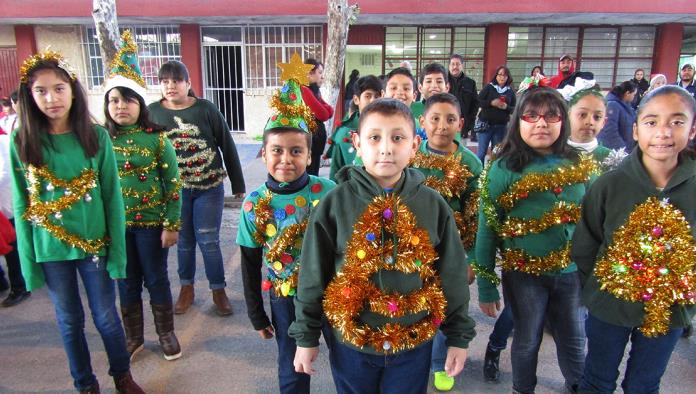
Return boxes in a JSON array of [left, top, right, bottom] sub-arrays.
[[288, 167, 476, 354], [475, 155, 592, 303], [148, 99, 245, 193], [9, 126, 126, 291], [413, 140, 482, 257], [572, 149, 696, 329], [329, 112, 359, 182], [111, 125, 182, 230]]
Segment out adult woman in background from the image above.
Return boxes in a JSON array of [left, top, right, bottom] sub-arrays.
[[476, 65, 516, 163], [302, 58, 334, 176], [597, 81, 637, 151]]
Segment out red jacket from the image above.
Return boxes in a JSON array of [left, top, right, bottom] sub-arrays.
[[301, 85, 334, 122], [547, 59, 576, 88], [0, 212, 15, 255]]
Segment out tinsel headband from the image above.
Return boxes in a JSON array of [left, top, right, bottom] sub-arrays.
[[20, 50, 77, 84]]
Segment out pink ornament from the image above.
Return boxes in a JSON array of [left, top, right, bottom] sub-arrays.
[[387, 300, 398, 313], [631, 261, 644, 270], [686, 291, 695, 300], [651, 226, 664, 238], [383, 208, 393, 220], [433, 318, 442, 327], [641, 292, 653, 302]]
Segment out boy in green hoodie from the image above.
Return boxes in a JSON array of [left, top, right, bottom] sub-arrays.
[[290, 98, 475, 393]]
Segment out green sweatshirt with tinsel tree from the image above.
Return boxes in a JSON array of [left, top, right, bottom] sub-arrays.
[[9, 125, 126, 291], [111, 125, 182, 230]]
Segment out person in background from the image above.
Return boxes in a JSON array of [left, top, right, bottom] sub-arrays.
[[448, 54, 479, 141], [647, 74, 667, 95], [630, 68, 649, 109], [344, 69, 359, 114], [0, 97, 17, 134], [476, 65, 516, 163], [597, 81, 637, 151], [302, 57, 334, 176], [675, 63, 696, 100]]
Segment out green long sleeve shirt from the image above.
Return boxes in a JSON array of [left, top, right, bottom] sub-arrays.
[[328, 112, 359, 182], [10, 125, 126, 291]]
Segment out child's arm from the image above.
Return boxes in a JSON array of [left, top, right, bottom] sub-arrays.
[[239, 245, 273, 336], [444, 346, 469, 377], [571, 182, 606, 286], [294, 346, 319, 375], [208, 103, 245, 196]]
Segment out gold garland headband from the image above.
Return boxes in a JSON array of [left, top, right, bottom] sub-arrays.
[[323, 194, 446, 354], [20, 50, 77, 84], [594, 197, 696, 337]]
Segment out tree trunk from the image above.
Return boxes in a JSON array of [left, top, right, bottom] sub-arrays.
[[92, 0, 120, 79], [321, 0, 359, 125]]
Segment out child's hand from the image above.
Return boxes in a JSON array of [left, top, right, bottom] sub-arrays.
[[479, 301, 500, 318], [294, 346, 319, 375], [444, 346, 468, 377], [257, 325, 274, 339], [467, 265, 475, 285], [161, 230, 178, 248]]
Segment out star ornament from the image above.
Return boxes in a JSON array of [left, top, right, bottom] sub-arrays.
[[278, 52, 314, 86]]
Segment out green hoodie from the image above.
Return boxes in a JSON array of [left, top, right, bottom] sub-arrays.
[[288, 166, 476, 354], [328, 111, 359, 182], [572, 148, 696, 330]]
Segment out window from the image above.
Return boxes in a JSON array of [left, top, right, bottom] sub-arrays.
[[385, 26, 485, 87], [507, 26, 654, 89], [244, 26, 323, 89], [82, 26, 181, 89]]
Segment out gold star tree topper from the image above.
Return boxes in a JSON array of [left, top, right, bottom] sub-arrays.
[[278, 52, 314, 85]]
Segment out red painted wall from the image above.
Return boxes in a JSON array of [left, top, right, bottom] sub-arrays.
[[4, 1, 696, 19], [653, 24, 683, 83], [483, 24, 509, 83], [180, 25, 203, 98], [348, 26, 386, 46], [14, 26, 37, 67]]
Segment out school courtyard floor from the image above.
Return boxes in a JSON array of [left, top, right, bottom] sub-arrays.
[[1, 139, 695, 393]]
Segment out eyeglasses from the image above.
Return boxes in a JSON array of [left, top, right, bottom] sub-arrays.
[[520, 112, 562, 123]]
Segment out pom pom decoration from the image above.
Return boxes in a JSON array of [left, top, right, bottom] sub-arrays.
[[594, 197, 696, 337], [323, 195, 446, 354], [600, 148, 628, 172]]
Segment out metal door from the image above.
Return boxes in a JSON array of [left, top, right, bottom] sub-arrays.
[[202, 31, 245, 132]]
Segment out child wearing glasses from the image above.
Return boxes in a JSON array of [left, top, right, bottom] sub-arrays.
[[473, 87, 594, 394]]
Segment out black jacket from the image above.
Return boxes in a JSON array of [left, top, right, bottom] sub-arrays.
[[448, 72, 478, 132], [477, 83, 516, 126]]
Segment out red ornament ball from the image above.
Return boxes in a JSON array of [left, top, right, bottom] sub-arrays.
[[261, 280, 273, 291], [285, 204, 296, 215], [553, 186, 563, 194], [311, 183, 323, 193]]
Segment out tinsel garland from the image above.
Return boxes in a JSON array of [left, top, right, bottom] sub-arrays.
[[499, 202, 580, 239], [479, 162, 501, 233], [411, 152, 471, 199], [251, 192, 274, 245], [164, 117, 226, 189], [497, 156, 598, 211], [24, 166, 108, 254], [500, 243, 571, 275], [594, 197, 696, 337], [20, 50, 77, 83], [264, 220, 308, 296], [457, 189, 479, 250], [470, 261, 501, 286], [323, 194, 446, 354], [270, 93, 317, 133], [108, 30, 147, 88]]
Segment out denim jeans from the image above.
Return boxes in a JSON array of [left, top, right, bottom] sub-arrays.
[[270, 292, 310, 394], [489, 304, 514, 351], [430, 330, 447, 372], [327, 333, 433, 394], [476, 124, 507, 163], [178, 183, 226, 289], [3, 219, 26, 292], [502, 270, 585, 394], [41, 256, 130, 390], [579, 314, 682, 394], [117, 227, 172, 306]]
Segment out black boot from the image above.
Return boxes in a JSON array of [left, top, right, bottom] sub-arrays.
[[1, 289, 31, 307], [120, 303, 144, 361], [483, 343, 501, 382], [79, 380, 100, 394], [113, 371, 145, 394], [151, 303, 182, 361]]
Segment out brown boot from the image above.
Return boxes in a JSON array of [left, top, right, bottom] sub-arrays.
[[151, 303, 182, 361], [212, 288, 232, 316], [120, 303, 144, 361], [174, 284, 194, 314], [113, 371, 145, 394], [79, 381, 100, 394]]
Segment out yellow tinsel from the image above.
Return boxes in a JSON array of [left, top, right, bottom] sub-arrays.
[[20, 50, 77, 83], [270, 93, 317, 133], [594, 197, 696, 337], [265, 220, 308, 297], [457, 189, 479, 249], [411, 152, 471, 199], [108, 30, 147, 88], [323, 195, 446, 354], [251, 192, 274, 245], [500, 243, 572, 275], [500, 202, 580, 239], [498, 156, 598, 211], [24, 166, 109, 255]]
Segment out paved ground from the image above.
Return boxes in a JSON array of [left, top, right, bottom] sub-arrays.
[[1, 141, 695, 393]]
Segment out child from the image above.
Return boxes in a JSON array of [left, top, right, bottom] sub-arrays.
[[411, 93, 481, 391], [328, 75, 382, 181], [410, 63, 450, 120], [237, 59, 336, 393], [302, 57, 334, 176], [104, 31, 182, 361], [475, 87, 594, 394], [572, 85, 696, 393], [290, 98, 475, 393], [148, 60, 245, 316], [10, 51, 143, 393], [383, 67, 428, 140]]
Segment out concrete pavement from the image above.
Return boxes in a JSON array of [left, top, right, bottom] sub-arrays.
[[1, 141, 695, 393]]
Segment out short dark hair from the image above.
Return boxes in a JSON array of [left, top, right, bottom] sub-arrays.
[[386, 67, 415, 89], [358, 98, 415, 136], [531, 66, 544, 76], [419, 63, 448, 84], [424, 92, 461, 116], [104, 86, 165, 137], [262, 127, 312, 151], [353, 75, 383, 98], [498, 87, 578, 172], [158, 60, 196, 97], [490, 65, 513, 87], [449, 54, 464, 63], [610, 80, 637, 98]]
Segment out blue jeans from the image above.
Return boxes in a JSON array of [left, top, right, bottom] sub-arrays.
[[502, 270, 585, 394], [178, 183, 226, 289], [41, 256, 130, 390], [327, 333, 433, 394], [270, 292, 310, 394], [477, 123, 507, 163], [117, 227, 172, 305], [489, 304, 514, 351], [579, 314, 682, 394], [430, 330, 447, 372]]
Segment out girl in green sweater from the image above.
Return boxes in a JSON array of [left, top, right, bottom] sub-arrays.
[[475, 87, 593, 393], [10, 52, 143, 393]]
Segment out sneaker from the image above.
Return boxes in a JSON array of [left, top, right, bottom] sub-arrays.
[[2, 290, 30, 307], [433, 371, 455, 391]]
